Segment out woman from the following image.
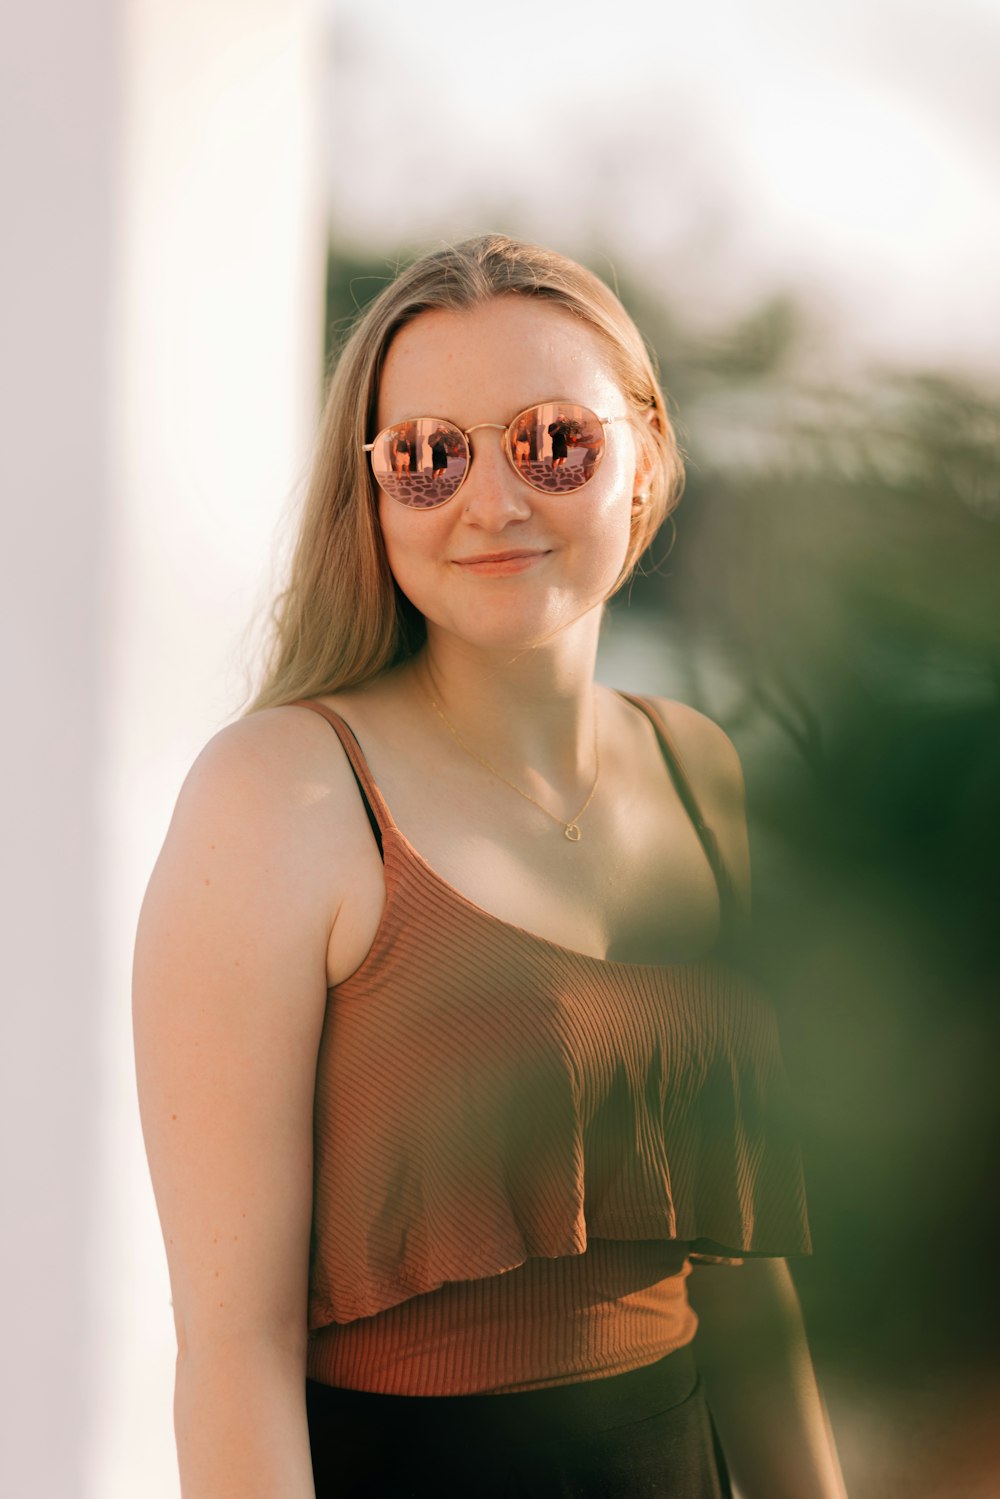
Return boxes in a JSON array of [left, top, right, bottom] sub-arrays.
[[133, 235, 848, 1497]]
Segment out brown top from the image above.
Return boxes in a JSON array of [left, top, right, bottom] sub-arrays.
[[292, 694, 812, 1392], [306, 1239, 701, 1395]]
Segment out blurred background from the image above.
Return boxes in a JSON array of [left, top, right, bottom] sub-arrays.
[[2, 1, 997, 1495]]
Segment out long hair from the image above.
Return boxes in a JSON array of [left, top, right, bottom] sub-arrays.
[[246, 235, 685, 713]]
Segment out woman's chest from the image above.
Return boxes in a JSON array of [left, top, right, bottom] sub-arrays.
[[374, 774, 722, 968]]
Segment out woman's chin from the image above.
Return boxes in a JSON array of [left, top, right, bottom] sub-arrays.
[[422, 601, 605, 658]]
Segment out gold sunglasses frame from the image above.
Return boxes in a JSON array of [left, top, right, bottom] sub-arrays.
[[364, 399, 625, 507]]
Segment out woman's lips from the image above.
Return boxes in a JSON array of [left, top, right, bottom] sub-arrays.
[[452, 549, 550, 576]]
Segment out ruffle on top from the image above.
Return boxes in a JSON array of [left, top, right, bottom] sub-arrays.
[[307, 828, 812, 1331]]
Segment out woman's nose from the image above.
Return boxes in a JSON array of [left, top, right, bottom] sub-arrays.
[[461, 430, 533, 525]]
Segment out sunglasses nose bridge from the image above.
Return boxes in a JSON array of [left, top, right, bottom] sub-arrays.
[[452, 422, 534, 516], [462, 421, 519, 481], [463, 421, 509, 447]]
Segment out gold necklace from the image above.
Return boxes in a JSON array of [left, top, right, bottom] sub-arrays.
[[423, 683, 600, 842]]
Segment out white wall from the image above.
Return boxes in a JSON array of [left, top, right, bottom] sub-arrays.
[[0, 4, 119, 1494], [0, 4, 325, 1495]]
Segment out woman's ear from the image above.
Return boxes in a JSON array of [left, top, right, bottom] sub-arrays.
[[632, 406, 660, 505]]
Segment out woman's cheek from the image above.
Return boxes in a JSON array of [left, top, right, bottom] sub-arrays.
[[379, 514, 443, 614]]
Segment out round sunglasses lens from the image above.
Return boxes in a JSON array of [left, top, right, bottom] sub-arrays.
[[371, 419, 467, 507], [511, 403, 606, 493]]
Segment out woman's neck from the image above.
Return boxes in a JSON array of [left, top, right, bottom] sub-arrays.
[[408, 623, 603, 785]]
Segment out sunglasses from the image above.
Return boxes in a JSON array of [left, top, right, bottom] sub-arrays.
[[364, 399, 623, 509]]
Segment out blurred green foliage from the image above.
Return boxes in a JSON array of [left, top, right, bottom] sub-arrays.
[[661, 353, 1000, 1382], [325, 239, 1000, 1382]]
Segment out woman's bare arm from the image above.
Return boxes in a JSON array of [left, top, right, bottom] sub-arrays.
[[688, 1259, 849, 1499], [133, 709, 360, 1499]]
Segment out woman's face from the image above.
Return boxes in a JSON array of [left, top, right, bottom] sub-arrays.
[[374, 296, 640, 656]]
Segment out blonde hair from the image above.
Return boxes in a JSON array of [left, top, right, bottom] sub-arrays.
[[246, 234, 684, 713]]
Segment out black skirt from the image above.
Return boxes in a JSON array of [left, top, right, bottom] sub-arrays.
[[306, 1345, 732, 1498]]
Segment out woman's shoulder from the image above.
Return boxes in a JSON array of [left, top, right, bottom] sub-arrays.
[[183, 699, 357, 802], [626, 693, 746, 810], [139, 698, 388, 977], [162, 697, 377, 877], [634, 694, 752, 913]]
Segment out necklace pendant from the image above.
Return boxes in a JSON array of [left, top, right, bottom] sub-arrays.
[[564, 823, 582, 842]]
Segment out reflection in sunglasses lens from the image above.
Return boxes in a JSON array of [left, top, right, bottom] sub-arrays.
[[513, 402, 605, 494], [372, 419, 468, 508]]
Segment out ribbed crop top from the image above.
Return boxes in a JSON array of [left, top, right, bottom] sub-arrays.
[[293, 694, 812, 1396]]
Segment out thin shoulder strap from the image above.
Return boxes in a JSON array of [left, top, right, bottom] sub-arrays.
[[618, 692, 740, 942], [288, 699, 395, 855]]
